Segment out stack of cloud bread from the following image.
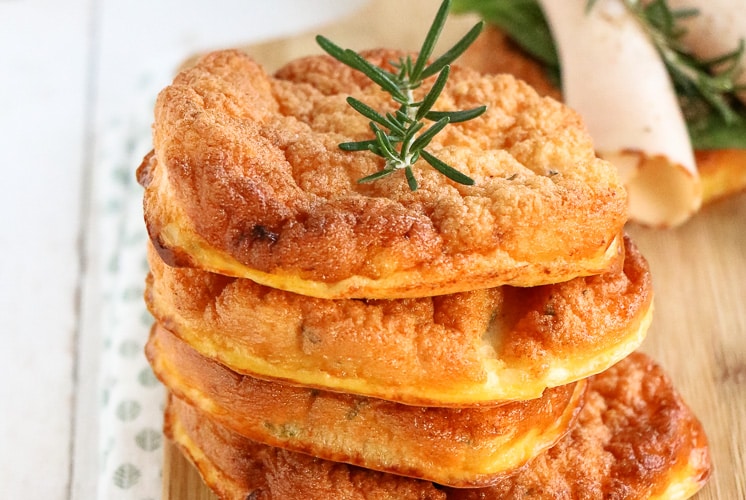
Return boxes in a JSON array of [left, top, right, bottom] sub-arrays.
[[137, 46, 711, 499]]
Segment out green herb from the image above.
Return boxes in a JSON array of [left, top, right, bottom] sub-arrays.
[[452, 0, 559, 67], [453, 0, 746, 150], [591, 0, 746, 128], [450, 0, 560, 86], [316, 0, 486, 190], [685, 103, 746, 150]]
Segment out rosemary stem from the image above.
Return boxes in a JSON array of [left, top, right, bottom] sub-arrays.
[[317, 0, 481, 189], [399, 87, 418, 169]]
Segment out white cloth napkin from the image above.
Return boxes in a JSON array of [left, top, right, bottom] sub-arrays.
[[95, 86, 164, 499]]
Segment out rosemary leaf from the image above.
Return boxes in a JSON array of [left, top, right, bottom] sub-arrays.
[[315, 35, 349, 63], [426, 106, 487, 123], [342, 50, 407, 101], [401, 121, 426, 146], [371, 124, 400, 162], [347, 97, 405, 134], [411, 117, 451, 152], [358, 168, 396, 184], [421, 21, 484, 79], [405, 166, 419, 190], [411, 0, 453, 82], [416, 66, 451, 120], [393, 110, 414, 125], [421, 150, 475, 186], [339, 139, 379, 152]]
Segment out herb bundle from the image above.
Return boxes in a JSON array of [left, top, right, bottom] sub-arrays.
[[453, 0, 746, 149], [593, 0, 746, 148]]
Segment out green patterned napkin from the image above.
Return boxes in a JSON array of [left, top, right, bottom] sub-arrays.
[[95, 85, 164, 499]]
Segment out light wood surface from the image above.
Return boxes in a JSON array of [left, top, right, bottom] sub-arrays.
[[162, 1, 746, 498]]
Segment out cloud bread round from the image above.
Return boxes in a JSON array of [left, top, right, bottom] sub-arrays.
[[147, 323, 585, 487], [165, 352, 710, 500], [138, 48, 627, 299], [145, 235, 652, 406]]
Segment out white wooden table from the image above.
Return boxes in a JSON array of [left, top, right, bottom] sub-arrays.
[[0, 2, 365, 498]]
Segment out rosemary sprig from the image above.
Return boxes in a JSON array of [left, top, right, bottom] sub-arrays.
[[316, 0, 486, 190], [588, 0, 746, 125]]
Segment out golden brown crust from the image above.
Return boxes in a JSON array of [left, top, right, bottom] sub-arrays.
[[448, 353, 712, 499], [165, 352, 711, 500], [166, 394, 449, 500], [148, 323, 585, 487], [695, 148, 746, 204], [139, 48, 627, 298], [145, 235, 652, 406]]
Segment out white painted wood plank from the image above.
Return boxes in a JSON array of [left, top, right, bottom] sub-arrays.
[[0, 0, 93, 498]]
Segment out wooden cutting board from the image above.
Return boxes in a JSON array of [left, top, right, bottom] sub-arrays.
[[161, 2, 746, 498]]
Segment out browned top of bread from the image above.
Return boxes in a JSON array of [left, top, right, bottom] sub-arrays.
[[148, 324, 584, 487], [146, 235, 651, 406], [139, 48, 627, 298], [165, 352, 711, 500]]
